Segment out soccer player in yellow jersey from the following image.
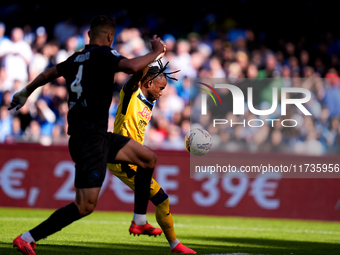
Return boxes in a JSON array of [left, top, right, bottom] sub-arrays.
[[107, 61, 196, 254]]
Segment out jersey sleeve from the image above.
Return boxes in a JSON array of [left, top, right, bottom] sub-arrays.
[[106, 47, 126, 71]]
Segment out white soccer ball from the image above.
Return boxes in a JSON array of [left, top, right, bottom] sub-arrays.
[[184, 128, 212, 156]]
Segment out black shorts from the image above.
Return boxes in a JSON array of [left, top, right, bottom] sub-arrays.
[[107, 132, 131, 164], [69, 132, 130, 189], [69, 132, 109, 189]]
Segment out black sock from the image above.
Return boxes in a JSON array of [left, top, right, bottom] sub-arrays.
[[29, 202, 81, 242], [134, 167, 154, 214]]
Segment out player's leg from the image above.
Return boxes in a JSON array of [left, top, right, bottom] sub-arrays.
[[108, 134, 156, 226], [13, 200, 82, 255], [14, 133, 108, 254], [108, 163, 195, 252], [113, 137, 157, 169], [13, 189, 101, 255], [15, 187, 101, 254], [70, 132, 108, 217], [150, 185, 196, 254], [75, 187, 101, 216], [150, 188, 176, 243], [108, 163, 162, 237], [116, 140, 156, 224]]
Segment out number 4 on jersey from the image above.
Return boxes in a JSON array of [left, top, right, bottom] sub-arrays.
[[70, 65, 83, 99]]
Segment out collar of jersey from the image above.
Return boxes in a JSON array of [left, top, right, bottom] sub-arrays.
[[138, 90, 155, 106], [84, 44, 109, 50], [84, 44, 99, 49]]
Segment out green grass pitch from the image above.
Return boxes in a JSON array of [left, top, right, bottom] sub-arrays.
[[0, 207, 339, 255]]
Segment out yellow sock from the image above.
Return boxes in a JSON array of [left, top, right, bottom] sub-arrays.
[[155, 198, 177, 243]]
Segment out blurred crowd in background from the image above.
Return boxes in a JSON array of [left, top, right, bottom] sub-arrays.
[[1, 3, 340, 155]]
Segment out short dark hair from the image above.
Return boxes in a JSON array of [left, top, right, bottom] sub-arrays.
[[90, 15, 116, 38]]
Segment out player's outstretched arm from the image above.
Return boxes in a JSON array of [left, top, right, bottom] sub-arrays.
[[123, 66, 150, 92], [118, 35, 165, 74], [8, 66, 60, 111]]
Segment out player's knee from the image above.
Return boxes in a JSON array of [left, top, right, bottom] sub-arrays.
[[140, 150, 157, 169], [147, 151, 157, 169], [76, 200, 97, 217]]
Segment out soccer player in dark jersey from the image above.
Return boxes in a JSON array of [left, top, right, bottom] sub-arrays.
[[9, 15, 165, 255]]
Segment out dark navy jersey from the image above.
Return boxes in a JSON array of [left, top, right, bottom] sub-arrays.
[[56, 45, 125, 135]]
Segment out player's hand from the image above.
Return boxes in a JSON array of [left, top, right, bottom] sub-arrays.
[[150, 35, 166, 56], [150, 35, 166, 65], [8, 88, 30, 111]]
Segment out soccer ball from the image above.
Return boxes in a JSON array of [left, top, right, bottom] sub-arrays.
[[184, 128, 212, 156]]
